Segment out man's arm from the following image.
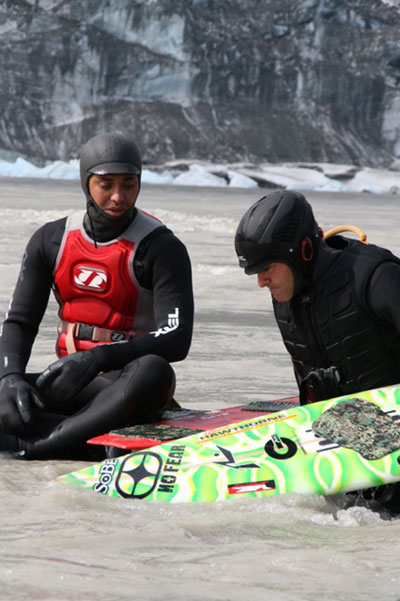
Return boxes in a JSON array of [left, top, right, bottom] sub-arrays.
[[0, 218, 65, 433], [92, 230, 194, 369], [0, 219, 65, 378], [367, 261, 400, 333]]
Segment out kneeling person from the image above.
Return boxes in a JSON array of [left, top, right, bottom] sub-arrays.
[[235, 190, 400, 403], [235, 190, 400, 513]]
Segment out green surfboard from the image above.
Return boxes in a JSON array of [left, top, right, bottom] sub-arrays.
[[57, 384, 400, 503]]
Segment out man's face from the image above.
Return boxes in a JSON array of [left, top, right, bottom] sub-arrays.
[[257, 262, 295, 302], [88, 174, 140, 217]]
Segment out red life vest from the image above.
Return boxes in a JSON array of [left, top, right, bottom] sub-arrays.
[[53, 209, 162, 356]]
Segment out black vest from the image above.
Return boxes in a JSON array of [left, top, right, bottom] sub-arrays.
[[274, 237, 400, 403]]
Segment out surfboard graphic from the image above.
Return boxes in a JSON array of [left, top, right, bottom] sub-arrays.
[[87, 397, 299, 451], [57, 384, 400, 503]]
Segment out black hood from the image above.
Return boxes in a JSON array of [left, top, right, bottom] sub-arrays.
[[79, 133, 142, 242], [83, 201, 138, 243]]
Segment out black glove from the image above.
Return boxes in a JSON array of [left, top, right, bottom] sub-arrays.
[[36, 350, 101, 404], [0, 374, 44, 435]]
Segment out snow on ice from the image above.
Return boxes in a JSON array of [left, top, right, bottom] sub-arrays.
[[0, 155, 400, 195]]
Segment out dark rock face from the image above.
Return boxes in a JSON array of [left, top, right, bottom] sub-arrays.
[[1, 0, 400, 167]]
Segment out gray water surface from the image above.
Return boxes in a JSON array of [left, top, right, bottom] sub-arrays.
[[0, 178, 399, 601]]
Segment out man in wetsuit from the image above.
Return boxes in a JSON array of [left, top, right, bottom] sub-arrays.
[[0, 133, 194, 460], [235, 190, 400, 513]]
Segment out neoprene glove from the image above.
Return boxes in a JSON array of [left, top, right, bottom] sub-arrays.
[[36, 350, 101, 404], [0, 374, 44, 435]]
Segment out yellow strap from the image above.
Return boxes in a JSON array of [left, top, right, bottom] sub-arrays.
[[323, 225, 368, 244]]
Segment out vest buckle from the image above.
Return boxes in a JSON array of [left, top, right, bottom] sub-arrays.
[[74, 323, 94, 340]]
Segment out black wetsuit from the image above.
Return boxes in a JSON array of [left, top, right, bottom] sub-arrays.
[[273, 236, 400, 403], [0, 209, 194, 460], [273, 235, 400, 515]]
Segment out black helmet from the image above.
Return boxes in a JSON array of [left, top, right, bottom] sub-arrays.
[[235, 190, 322, 279], [79, 133, 142, 195]]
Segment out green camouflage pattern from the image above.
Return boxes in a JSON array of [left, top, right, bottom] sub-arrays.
[[243, 399, 300, 411], [312, 397, 400, 460], [109, 401, 296, 442], [111, 423, 203, 441], [57, 384, 400, 503]]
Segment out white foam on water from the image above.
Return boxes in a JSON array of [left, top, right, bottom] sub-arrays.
[[148, 207, 237, 235]]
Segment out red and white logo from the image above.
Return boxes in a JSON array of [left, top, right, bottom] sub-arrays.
[[228, 480, 276, 495], [73, 265, 108, 292]]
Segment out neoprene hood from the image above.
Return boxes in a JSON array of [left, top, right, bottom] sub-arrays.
[[79, 133, 142, 194]]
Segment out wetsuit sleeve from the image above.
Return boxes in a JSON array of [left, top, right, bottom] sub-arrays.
[[0, 219, 65, 379], [91, 231, 194, 370], [367, 261, 400, 333]]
